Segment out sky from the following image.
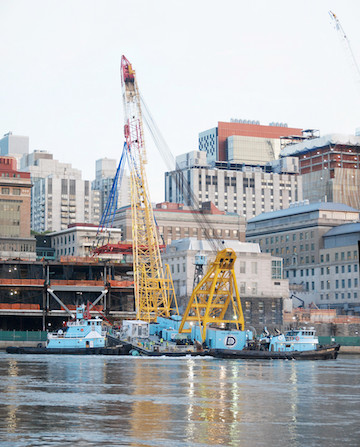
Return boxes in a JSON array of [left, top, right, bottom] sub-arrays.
[[1, 0, 360, 203]]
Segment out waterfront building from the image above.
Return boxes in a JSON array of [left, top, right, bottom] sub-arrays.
[[246, 202, 360, 311], [0, 156, 36, 260], [0, 257, 134, 331], [49, 223, 122, 259], [0, 132, 29, 168], [199, 120, 303, 164], [113, 201, 246, 246], [162, 238, 288, 331], [21, 150, 100, 232], [165, 150, 302, 220], [280, 134, 360, 209]]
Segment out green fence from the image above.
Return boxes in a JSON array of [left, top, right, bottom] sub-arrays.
[[0, 330, 47, 342], [318, 336, 360, 346]]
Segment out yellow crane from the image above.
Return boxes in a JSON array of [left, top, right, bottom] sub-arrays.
[[120, 55, 178, 321], [122, 56, 245, 343]]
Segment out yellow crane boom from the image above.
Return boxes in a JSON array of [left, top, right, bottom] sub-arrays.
[[120, 55, 178, 321]]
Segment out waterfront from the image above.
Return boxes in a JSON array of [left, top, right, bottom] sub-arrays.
[[0, 353, 359, 446]]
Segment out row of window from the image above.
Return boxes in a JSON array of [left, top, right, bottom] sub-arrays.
[[294, 264, 359, 277], [1, 187, 21, 195], [320, 292, 358, 300], [320, 278, 359, 289]]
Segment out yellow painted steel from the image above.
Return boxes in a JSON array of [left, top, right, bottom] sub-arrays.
[[121, 56, 178, 322], [178, 248, 244, 343]]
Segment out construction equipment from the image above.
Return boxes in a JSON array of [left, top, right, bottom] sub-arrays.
[[120, 55, 177, 322], [139, 73, 245, 342], [329, 11, 360, 84], [178, 248, 245, 342]]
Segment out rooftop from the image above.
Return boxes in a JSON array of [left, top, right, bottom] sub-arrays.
[[248, 202, 359, 224], [280, 134, 360, 157], [167, 237, 261, 253], [324, 222, 360, 238]]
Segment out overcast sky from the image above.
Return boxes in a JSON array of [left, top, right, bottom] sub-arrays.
[[1, 0, 360, 202]]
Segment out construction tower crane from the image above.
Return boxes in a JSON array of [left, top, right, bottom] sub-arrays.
[[120, 55, 177, 322], [329, 11, 360, 84]]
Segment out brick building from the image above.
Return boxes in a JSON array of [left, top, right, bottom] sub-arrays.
[[0, 156, 35, 259]]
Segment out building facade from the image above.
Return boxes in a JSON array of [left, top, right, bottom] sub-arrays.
[[92, 157, 130, 217], [165, 150, 302, 220], [163, 238, 288, 331], [0, 132, 29, 168], [246, 202, 360, 311], [49, 223, 122, 259], [21, 150, 100, 232], [113, 201, 246, 246], [0, 156, 36, 260], [199, 121, 303, 164], [280, 134, 360, 209]]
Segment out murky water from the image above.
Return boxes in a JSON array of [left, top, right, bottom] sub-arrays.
[[0, 352, 359, 447]]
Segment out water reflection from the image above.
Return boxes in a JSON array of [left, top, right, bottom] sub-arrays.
[[0, 354, 360, 446]]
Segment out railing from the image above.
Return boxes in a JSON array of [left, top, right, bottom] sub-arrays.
[[0, 330, 47, 342]]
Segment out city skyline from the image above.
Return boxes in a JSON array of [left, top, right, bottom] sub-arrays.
[[1, 0, 360, 202]]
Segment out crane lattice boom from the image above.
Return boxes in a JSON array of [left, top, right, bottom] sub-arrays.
[[329, 10, 360, 83], [120, 55, 177, 322]]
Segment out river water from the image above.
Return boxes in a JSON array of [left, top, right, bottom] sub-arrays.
[[0, 352, 359, 447]]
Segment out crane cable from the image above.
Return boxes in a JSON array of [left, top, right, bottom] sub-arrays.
[[140, 94, 224, 254]]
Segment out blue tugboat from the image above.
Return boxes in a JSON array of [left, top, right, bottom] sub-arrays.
[[210, 327, 340, 360], [6, 305, 129, 355]]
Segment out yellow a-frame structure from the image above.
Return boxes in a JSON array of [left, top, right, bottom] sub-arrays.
[[178, 248, 245, 343]]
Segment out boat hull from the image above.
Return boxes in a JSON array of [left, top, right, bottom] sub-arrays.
[[6, 345, 131, 355], [210, 344, 340, 360]]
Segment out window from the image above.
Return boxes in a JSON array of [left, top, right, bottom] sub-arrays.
[[355, 264, 358, 273], [335, 280, 339, 289], [348, 265, 352, 273], [240, 261, 246, 273], [1, 188, 10, 194], [251, 262, 258, 274], [251, 283, 258, 295], [335, 266, 339, 274], [240, 282, 246, 294], [341, 265, 345, 273], [342, 279, 345, 288], [271, 260, 282, 279], [348, 279, 352, 288], [335, 252, 339, 261], [12, 188, 21, 195]]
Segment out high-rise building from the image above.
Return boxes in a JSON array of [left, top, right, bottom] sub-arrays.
[[199, 121, 303, 164], [0, 156, 36, 259], [92, 158, 130, 217], [21, 150, 100, 232], [165, 150, 302, 220], [280, 134, 360, 209], [0, 132, 29, 168]]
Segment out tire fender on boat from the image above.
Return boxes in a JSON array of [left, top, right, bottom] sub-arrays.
[[295, 336, 300, 341]]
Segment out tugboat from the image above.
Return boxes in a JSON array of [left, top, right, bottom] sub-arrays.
[[6, 304, 129, 355], [210, 327, 340, 360]]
